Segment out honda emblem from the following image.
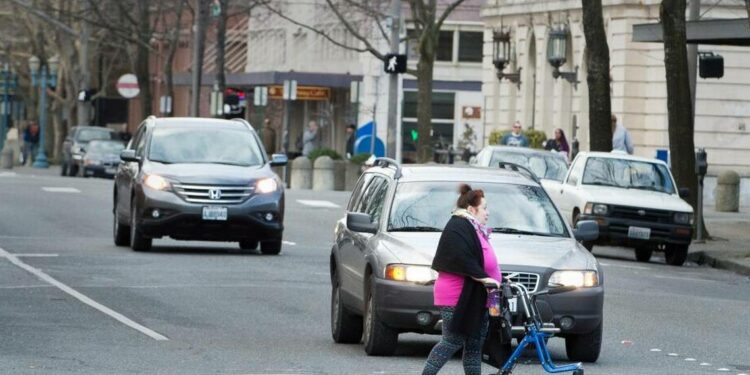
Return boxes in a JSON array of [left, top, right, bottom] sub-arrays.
[[208, 188, 222, 200]]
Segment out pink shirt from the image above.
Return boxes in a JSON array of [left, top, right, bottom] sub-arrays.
[[433, 230, 502, 307]]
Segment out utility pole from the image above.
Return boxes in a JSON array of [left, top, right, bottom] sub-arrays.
[[386, 0, 400, 159], [190, 0, 208, 117]]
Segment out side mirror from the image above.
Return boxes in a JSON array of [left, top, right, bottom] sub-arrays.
[[346, 212, 378, 234], [678, 188, 690, 199], [573, 220, 599, 242], [270, 153, 288, 167], [120, 149, 140, 163]]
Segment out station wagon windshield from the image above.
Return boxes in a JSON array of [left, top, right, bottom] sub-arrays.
[[582, 157, 675, 194], [491, 151, 568, 181], [148, 127, 264, 166], [388, 182, 568, 237]]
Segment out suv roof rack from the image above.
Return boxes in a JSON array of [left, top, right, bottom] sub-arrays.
[[498, 162, 540, 184], [372, 157, 402, 179]]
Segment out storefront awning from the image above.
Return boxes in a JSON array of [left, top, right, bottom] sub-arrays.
[[174, 71, 363, 88], [633, 18, 750, 46]]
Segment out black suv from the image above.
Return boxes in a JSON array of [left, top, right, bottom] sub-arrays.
[[113, 116, 288, 254], [62, 126, 118, 176]]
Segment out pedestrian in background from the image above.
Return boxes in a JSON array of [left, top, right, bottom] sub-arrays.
[[261, 118, 277, 155], [345, 124, 356, 159], [544, 128, 570, 158], [500, 121, 529, 147], [5, 122, 21, 165], [422, 184, 502, 375], [301, 120, 320, 157], [22, 121, 40, 165], [611, 114, 634, 154]]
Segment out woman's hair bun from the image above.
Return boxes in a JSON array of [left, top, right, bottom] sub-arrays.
[[458, 183, 472, 195]]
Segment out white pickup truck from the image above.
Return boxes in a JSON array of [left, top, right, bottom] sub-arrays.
[[542, 151, 694, 266]]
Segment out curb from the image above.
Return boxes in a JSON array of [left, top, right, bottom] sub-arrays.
[[688, 251, 750, 277]]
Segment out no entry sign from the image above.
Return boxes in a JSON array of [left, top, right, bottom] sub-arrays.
[[116, 74, 140, 99]]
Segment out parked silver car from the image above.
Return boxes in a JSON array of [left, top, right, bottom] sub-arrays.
[[330, 160, 603, 363]]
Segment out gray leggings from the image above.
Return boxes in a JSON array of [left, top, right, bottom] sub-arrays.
[[422, 307, 489, 375]]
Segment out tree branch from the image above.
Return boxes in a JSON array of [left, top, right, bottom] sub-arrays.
[[436, 0, 466, 30], [8, 0, 77, 36], [324, 0, 386, 60]]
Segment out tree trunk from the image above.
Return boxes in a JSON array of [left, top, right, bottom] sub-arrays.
[[215, 0, 228, 94], [581, 0, 612, 152], [164, 0, 187, 117], [416, 52, 434, 163], [136, 0, 153, 118], [661, 0, 706, 238], [190, 0, 209, 116]]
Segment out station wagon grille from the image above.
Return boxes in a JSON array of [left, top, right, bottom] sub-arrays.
[[172, 184, 253, 204], [610, 205, 672, 224], [502, 271, 540, 293]]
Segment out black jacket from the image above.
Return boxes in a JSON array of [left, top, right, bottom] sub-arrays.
[[431, 215, 489, 336]]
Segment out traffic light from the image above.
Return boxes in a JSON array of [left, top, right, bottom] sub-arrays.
[[699, 52, 723, 79]]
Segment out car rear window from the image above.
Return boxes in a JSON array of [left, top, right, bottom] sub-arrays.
[[77, 129, 114, 142], [148, 127, 264, 166], [388, 181, 568, 237]]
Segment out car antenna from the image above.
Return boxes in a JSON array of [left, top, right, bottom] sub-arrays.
[[373, 157, 402, 179], [498, 162, 540, 184]]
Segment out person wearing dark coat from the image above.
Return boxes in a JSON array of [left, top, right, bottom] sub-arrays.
[[345, 124, 356, 158], [422, 184, 502, 375]]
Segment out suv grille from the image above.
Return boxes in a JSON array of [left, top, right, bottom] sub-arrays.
[[610, 205, 672, 223], [172, 184, 253, 204], [502, 271, 540, 293]]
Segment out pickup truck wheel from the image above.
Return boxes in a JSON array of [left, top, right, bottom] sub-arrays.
[[363, 275, 398, 356], [331, 271, 363, 343], [634, 247, 653, 262], [665, 244, 688, 266], [565, 322, 602, 363]]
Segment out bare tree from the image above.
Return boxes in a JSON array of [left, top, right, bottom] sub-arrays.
[[660, 0, 707, 238], [581, 0, 612, 152]]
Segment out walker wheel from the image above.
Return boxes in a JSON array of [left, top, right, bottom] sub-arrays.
[[573, 370, 584, 375]]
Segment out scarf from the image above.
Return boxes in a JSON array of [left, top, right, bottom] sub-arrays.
[[453, 208, 491, 240]]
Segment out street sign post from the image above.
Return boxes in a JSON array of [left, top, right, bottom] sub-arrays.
[[116, 74, 140, 99]]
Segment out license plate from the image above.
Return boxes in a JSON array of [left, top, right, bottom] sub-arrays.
[[628, 226, 651, 240], [105, 167, 116, 174], [202, 206, 228, 221], [508, 297, 517, 313]]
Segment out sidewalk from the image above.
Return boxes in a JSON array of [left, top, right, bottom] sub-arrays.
[[688, 206, 750, 277]]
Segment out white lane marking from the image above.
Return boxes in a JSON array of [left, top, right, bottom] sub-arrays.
[[0, 171, 16, 177], [653, 275, 716, 283], [668, 353, 680, 357], [282, 241, 296, 246], [0, 247, 169, 341], [685, 358, 697, 361], [700, 363, 712, 366], [717, 369, 731, 372], [650, 348, 662, 352], [15, 253, 59, 258], [42, 187, 80, 193], [599, 262, 650, 270], [296, 199, 340, 209]]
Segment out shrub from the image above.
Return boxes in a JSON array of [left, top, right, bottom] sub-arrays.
[[488, 128, 548, 149], [349, 153, 372, 165], [307, 148, 342, 162]]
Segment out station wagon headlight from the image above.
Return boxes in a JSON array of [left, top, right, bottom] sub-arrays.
[[674, 212, 693, 225], [143, 174, 170, 191], [584, 203, 609, 216], [255, 178, 278, 194], [549, 270, 599, 288], [385, 264, 437, 284]]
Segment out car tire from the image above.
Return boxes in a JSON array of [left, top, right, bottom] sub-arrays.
[[634, 246, 653, 263], [565, 321, 602, 363], [113, 203, 131, 247], [239, 240, 258, 251], [130, 198, 152, 252], [363, 275, 398, 356], [665, 244, 688, 266], [331, 270, 363, 344], [260, 240, 282, 255]]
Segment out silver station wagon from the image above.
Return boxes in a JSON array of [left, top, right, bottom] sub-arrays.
[[329, 159, 604, 364]]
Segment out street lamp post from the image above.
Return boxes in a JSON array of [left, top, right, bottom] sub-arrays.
[[1, 63, 19, 153], [492, 29, 522, 88], [546, 25, 579, 89], [28, 55, 58, 169]]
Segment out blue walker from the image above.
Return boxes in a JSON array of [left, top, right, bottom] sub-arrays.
[[495, 282, 584, 375]]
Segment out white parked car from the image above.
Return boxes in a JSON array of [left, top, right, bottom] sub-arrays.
[[544, 151, 694, 266]]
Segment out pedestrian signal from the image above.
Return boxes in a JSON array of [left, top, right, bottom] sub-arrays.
[[384, 54, 407, 74]]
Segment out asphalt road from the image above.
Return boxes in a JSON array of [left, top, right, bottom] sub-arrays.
[[1, 169, 749, 375]]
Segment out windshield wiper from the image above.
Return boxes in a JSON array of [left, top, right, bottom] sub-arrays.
[[389, 226, 442, 232], [585, 181, 623, 188], [493, 227, 559, 237]]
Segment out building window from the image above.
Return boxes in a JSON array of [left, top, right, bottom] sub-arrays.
[[402, 91, 455, 163], [436, 30, 454, 62], [458, 31, 483, 62]]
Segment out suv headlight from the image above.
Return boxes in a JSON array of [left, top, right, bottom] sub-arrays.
[[143, 174, 170, 191], [674, 212, 693, 225], [549, 270, 599, 288], [385, 264, 437, 284], [255, 178, 278, 194], [584, 203, 609, 216]]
